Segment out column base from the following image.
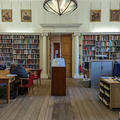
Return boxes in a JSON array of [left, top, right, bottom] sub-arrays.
[[73, 74, 83, 79], [41, 73, 48, 79]]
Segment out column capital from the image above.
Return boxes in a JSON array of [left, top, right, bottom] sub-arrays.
[[41, 32, 48, 37], [74, 32, 80, 37]]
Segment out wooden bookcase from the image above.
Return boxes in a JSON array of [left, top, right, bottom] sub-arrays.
[[0, 34, 40, 70], [99, 77, 120, 109]]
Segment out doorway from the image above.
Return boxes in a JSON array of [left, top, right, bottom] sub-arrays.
[[53, 43, 60, 58], [49, 33, 72, 78], [61, 34, 72, 78]]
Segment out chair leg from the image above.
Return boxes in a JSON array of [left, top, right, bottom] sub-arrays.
[[28, 88, 30, 96], [31, 85, 34, 95], [37, 79, 39, 88], [39, 78, 41, 86]]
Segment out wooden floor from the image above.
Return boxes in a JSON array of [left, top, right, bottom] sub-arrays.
[[0, 79, 119, 120]]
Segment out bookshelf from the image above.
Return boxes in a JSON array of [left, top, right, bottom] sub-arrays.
[[82, 35, 96, 62], [0, 35, 13, 65], [0, 34, 40, 70], [81, 34, 120, 63], [99, 77, 120, 109]]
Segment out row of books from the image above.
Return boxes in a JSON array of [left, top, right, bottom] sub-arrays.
[[83, 46, 95, 50], [0, 35, 39, 39], [83, 51, 95, 56], [0, 57, 12, 61], [0, 44, 12, 48], [13, 54, 39, 59], [109, 35, 120, 40], [110, 40, 120, 46], [82, 56, 94, 61], [13, 44, 39, 49], [0, 39, 12, 43], [13, 39, 39, 44], [0, 48, 12, 53], [96, 47, 109, 52], [13, 49, 39, 54], [83, 41, 95, 45], [110, 53, 120, 58], [14, 59, 40, 64], [83, 35, 96, 40], [83, 35, 109, 41], [12, 35, 39, 39], [96, 41, 110, 46], [0, 35, 12, 39]]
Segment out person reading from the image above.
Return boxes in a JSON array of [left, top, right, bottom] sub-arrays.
[[10, 64, 28, 96], [10, 64, 28, 79]]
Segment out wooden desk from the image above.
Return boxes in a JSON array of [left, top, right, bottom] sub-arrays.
[[25, 68, 31, 73], [99, 77, 120, 109], [0, 74, 16, 104]]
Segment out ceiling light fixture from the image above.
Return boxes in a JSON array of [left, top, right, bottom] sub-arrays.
[[43, 0, 78, 16]]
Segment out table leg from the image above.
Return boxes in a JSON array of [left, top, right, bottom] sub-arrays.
[[6, 80, 10, 104]]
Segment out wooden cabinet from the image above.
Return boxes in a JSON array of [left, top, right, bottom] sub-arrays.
[[99, 77, 120, 109], [51, 67, 66, 96], [51, 58, 66, 96]]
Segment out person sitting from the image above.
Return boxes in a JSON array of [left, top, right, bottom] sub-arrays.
[[10, 64, 28, 78], [10, 64, 29, 95], [0, 65, 6, 70]]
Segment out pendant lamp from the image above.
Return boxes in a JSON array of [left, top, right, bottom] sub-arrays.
[[43, 0, 78, 16]]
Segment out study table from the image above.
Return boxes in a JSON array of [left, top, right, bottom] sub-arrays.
[[0, 74, 16, 104], [0, 68, 31, 104]]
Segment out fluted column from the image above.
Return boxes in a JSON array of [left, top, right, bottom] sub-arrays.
[[41, 32, 48, 79], [73, 32, 81, 79]]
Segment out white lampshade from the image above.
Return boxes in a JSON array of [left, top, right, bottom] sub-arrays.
[[43, 0, 78, 16]]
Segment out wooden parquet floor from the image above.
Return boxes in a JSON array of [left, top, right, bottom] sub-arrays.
[[0, 79, 119, 120]]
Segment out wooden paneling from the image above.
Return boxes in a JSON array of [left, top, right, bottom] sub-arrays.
[[61, 34, 72, 78], [51, 67, 66, 96]]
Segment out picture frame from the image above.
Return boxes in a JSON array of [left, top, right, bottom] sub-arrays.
[[21, 9, 32, 22], [90, 10, 101, 22], [110, 9, 120, 22], [2, 9, 12, 22]]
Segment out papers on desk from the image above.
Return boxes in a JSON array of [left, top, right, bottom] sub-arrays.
[[101, 76, 111, 79], [117, 79, 120, 82], [7, 74, 17, 77]]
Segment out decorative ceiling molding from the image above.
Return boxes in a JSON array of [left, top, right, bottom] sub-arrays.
[[40, 23, 81, 28], [40, 23, 82, 33]]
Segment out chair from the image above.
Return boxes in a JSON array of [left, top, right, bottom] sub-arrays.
[[33, 69, 42, 87], [19, 74, 34, 96]]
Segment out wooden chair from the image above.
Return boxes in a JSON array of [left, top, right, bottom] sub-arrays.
[[19, 74, 34, 96], [33, 69, 42, 87]]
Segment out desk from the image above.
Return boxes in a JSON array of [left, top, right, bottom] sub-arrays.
[[25, 68, 31, 73], [0, 74, 16, 104]]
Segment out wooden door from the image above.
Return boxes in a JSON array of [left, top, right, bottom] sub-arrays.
[[54, 43, 60, 58], [61, 34, 72, 78]]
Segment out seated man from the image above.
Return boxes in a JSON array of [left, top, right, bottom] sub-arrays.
[[10, 64, 28, 78], [0, 65, 6, 70], [10, 64, 28, 95]]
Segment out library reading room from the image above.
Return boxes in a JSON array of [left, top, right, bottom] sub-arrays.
[[0, 0, 120, 120]]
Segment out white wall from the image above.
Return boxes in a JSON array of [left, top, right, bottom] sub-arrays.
[[0, 0, 119, 33]]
